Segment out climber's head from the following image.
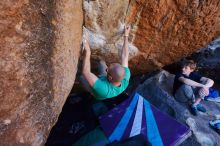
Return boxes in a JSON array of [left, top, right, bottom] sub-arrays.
[[106, 63, 125, 82]]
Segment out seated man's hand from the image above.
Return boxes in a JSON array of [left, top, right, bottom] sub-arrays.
[[199, 87, 209, 98]]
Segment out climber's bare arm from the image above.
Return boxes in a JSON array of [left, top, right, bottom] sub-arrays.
[[200, 77, 214, 88], [178, 77, 204, 88], [82, 40, 98, 87], [121, 25, 130, 67]]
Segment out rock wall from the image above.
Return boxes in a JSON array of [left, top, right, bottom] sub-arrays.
[[0, 0, 219, 145], [0, 0, 83, 145], [83, 0, 220, 74]]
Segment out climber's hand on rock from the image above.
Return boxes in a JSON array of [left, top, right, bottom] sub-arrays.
[[124, 25, 131, 36], [83, 39, 91, 54]]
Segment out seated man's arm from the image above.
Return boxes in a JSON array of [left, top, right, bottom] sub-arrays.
[[200, 77, 214, 88], [82, 40, 98, 87], [178, 77, 205, 88], [121, 25, 130, 67]]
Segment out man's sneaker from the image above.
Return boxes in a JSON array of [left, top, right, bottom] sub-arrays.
[[196, 104, 206, 113], [210, 120, 220, 135], [210, 120, 220, 129], [191, 105, 198, 116]]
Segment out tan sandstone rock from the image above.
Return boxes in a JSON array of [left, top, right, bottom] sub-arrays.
[[0, 0, 83, 145], [0, 0, 219, 145], [83, 0, 220, 74]]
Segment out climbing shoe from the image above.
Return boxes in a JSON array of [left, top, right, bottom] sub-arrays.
[[190, 105, 198, 116], [196, 104, 206, 113]]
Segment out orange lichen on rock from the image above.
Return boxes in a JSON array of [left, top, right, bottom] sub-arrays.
[[84, 0, 220, 74]]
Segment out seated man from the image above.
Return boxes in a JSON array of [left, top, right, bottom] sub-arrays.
[[173, 60, 214, 116], [81, 25, 131, 100]]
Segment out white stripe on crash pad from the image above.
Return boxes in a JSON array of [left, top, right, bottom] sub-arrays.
[[129, 95, 143, 137], [108, 93, 139, 142]]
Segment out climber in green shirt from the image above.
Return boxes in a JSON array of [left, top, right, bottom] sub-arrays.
[[81, 25, 131, 100]]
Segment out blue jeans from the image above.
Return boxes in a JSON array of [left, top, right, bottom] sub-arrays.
[[174, 84, 202, 103]]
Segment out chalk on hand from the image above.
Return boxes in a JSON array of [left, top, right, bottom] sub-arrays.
[[81, 40, 85, 52]]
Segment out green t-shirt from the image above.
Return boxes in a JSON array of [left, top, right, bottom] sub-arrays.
[[92, 67, 131, 100]]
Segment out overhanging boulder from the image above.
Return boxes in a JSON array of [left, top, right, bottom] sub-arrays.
[[83, 0, 220, 74]]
